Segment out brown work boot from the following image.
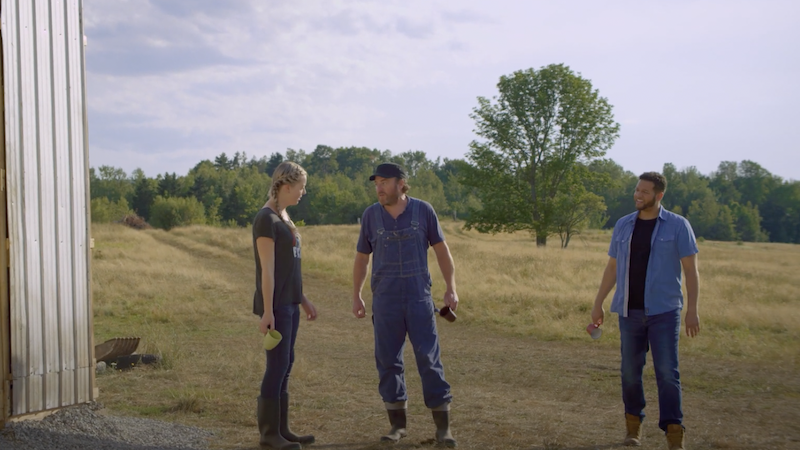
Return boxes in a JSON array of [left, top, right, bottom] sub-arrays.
[[624, 413, 642, 446], [666, 424, 685, 450]]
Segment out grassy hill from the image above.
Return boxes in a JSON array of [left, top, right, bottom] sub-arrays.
[[92, 222, 800, 449]]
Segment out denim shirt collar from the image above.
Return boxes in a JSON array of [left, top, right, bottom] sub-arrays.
[[622, 205, 667, 228]]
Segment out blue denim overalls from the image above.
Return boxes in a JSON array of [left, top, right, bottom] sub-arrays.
[[369, 198, 452, 409]]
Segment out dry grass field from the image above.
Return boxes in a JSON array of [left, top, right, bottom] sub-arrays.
[[91, 221, 800, 450]]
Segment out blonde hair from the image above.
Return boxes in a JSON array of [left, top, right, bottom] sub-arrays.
[[269, 161, 307, 238]]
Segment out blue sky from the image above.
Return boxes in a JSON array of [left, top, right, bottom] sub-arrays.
[[84, 0, 800, 181]]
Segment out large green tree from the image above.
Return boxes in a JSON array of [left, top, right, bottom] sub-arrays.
[[462, 64, 620, 246]]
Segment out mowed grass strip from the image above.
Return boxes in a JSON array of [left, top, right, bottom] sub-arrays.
[[92, 222, 800, 449]]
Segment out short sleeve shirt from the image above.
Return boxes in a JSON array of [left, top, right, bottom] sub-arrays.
[[356, 197, 445, 255], [608, 207, 698, 316], [252, 207, 302, 316]]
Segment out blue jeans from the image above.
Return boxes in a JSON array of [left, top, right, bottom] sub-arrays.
[[373, 294, 451, 409], [261, 303, 300, 399], [619, 309, 682, 431]]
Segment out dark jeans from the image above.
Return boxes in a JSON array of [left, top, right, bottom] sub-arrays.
[[261, 303, 300, 399], [619, 309, 683, 431]]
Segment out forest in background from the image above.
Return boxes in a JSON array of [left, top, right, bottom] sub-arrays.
[[90, 145, 799, 245]]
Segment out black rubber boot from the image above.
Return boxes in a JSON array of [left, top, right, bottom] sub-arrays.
[[280, 394, 315, 445], [257, 397, 301, 450], [432, 410, 456, 448], [380, 408, 408, 443]]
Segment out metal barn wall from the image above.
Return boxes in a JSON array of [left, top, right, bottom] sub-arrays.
[[1, 0, 93, 416]]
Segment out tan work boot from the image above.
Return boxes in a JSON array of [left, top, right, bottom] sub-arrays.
[[666, 424, 685, 450], [624, 413, 642, 446]]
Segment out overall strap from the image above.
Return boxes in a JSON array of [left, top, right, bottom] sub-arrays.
[[410, 197, 420, 230], [372, 203, 385, 235]]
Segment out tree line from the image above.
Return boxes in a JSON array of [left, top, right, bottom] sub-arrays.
[[90, 147, 798, 245], [91, 64, 799, 247], [90, 147, 479, 231]]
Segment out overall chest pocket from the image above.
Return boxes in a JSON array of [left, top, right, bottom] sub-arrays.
[[384, 231, 420, 265]]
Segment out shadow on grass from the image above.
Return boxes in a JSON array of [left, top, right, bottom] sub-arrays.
[[312, 443, 422, 450], [523, 444, 624, 450], [312, 440, 452, 450], [311, 440, 625, 450]]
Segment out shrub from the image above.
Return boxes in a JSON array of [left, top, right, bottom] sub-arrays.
[[149, 196, 206, 230], [92, 197, 133, 223]]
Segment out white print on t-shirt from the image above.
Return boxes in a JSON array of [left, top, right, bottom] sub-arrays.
[[293, 235, 301, 259]]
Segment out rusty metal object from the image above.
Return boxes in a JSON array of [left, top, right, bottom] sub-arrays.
[[94, 337, 140, 363]]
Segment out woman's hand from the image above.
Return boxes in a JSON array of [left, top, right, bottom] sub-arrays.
[[301, 296, 318, 321], [260, 313, 275, 334]]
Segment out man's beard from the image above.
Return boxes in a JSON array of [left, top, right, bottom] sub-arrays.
[[636, 197, 657, 211], [379, 191, 400, 206]]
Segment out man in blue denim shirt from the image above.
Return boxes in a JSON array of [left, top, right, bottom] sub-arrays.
[[352, 163, 459, 447], [591, 172, 700, 450]]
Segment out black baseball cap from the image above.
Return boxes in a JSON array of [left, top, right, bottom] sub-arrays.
[[369, 163, 407, 181]]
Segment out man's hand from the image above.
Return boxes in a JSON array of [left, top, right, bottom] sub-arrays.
[[591, 304, 605, 326], [259, 313, 275, 335], [353, 297, 366, 318], [685, 309, 700, 337], [444, 290, 459, 312]]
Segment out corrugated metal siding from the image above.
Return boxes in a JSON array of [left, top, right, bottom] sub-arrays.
[[1, 0, 93, 415]]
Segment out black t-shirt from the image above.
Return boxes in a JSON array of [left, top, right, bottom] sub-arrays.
[[628, 217, 657, 310], [252, 207, 302, 316]]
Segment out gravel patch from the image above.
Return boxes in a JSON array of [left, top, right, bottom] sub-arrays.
[[0, 402, 213, 450]]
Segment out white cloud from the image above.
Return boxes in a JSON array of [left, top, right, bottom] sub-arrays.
[[83, 0, 800, 180]]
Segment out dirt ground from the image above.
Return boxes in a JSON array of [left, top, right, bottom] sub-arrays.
[[275, 274, 800, 450], [91, 224, 800, 450]]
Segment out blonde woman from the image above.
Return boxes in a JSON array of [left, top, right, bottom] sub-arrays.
[[252, 161, 317, 450]]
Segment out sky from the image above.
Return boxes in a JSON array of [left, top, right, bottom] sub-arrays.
[[83, 0, 800, 181]]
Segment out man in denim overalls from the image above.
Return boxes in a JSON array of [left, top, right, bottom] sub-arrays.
[[353, 163, 459, 447]]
